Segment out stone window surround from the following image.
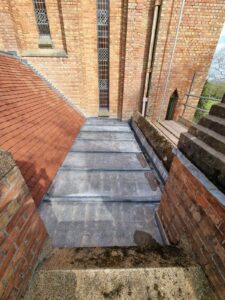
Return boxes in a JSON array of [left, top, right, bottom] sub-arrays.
[[20, 48, 67, 58]]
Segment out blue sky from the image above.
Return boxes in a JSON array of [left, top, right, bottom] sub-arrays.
[[215, 22, 225, 53], [208, 22, 225, 81]]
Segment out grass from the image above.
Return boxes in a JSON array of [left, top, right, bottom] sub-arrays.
[[193, 80, 225, 123]]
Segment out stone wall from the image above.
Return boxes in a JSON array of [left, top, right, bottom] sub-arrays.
[[0, 150, 47, 299], [147, 0, 225, 122], [0, 54, 84, 206], [158, 151, 225, 300]]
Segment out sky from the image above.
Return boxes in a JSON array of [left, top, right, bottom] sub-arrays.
[[207, 22, 225, 81], [215, 22, 225, 53]]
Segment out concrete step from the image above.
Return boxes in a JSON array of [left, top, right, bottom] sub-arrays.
[[178, 132, 225, 192], [209, 102, 225, 118], [47, 170, 161, 200], [71, 139, 141, 153], [189, 124, 225, 154], [199, 115, 225, 137], [39, 201, 161, 247], [77, 131, 135, 141], [81, 125, 131, 132], [86, 118, 128, 126], [25, 261, 215, 299], [61, 152, 151, 170]]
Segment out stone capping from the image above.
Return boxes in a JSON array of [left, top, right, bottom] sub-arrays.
[[0, 149, 16, 180], [21, 49, 67, 58], [131, 119, 168, 184], [173, 148, 225, 208]]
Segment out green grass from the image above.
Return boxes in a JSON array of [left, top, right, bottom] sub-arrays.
[[193, 81, 224, 123]]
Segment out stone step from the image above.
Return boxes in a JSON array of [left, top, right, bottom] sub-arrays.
[[47, 170, 162, 200], [24, 264, 215, 300], [71, 139, 141, 153], [85, 118, 128, 126], [189, 124, 225, 154], [81, 125, 131, 132], [199, 115, 225, 137], [178, 132, 225, 192], [39, 201, 161, 247], [77, 131, 135, 141], [61, 152, 151, 170], [209, 102, 225, 118]]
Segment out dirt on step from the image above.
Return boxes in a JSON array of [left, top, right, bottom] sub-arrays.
[[39, 241, 196, 271]]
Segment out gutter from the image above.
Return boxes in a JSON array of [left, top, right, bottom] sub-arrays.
[[142, 0, 161, 117]]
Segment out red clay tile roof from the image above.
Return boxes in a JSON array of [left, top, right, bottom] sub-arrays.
[[0, 55, 85, 206]]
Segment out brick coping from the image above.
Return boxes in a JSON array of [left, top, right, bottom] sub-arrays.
[[173, 148, 225, 208]]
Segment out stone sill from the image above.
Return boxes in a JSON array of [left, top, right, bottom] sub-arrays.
[[21, 49, 68, 58]]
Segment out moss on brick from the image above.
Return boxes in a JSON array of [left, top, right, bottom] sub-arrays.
[[132, 112, 173, 171], [0, 149, 15, 180]]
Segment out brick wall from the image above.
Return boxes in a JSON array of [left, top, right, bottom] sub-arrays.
[[0, 54, 84, 206], [158, 151, 225, 300], [0, 150, 47, 299], [0, 0, 155, 118], [147, 0, 225, 122], [0, 0, 224, 119], [121, 0, 155, 119]]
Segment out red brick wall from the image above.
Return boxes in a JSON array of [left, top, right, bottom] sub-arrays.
[[147, 0, 225, 122], [158, 154, 225, 299], [0, 151, 47, 299], [0, 54, 85, 206]]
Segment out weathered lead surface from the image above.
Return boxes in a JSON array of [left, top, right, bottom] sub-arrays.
[[81, 125, 131, 132], [40, 202, 161, 247], [77, 131, 135, 140], [40, 118, 163, 247], [85, 118, 128, 126], [71, 139, 140, 152], [61, 152, 151, 170]]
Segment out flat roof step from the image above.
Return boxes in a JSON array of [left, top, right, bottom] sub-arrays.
[[77, 131, 135, 141], [189, 124, 225, 154], [70, 139, 141, 153], [61, 152, 151, 171], [199, 115, 225, 137], [85, 118, 128, 126], [179, 132, 225, 192], [81, 125, 131, 132], [39, 201, 161, 247], [209, 102, 225, 118], [47, 170, 162, 200]]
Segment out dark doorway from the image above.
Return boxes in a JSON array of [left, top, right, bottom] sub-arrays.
[[166, 89, 179, 120]]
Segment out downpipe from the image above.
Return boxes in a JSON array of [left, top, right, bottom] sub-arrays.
[[142, 0, 161, 117]]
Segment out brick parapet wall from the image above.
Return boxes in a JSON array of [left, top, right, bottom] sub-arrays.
[[0, 149, 47, 299], [158, 150, 225, 299]]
